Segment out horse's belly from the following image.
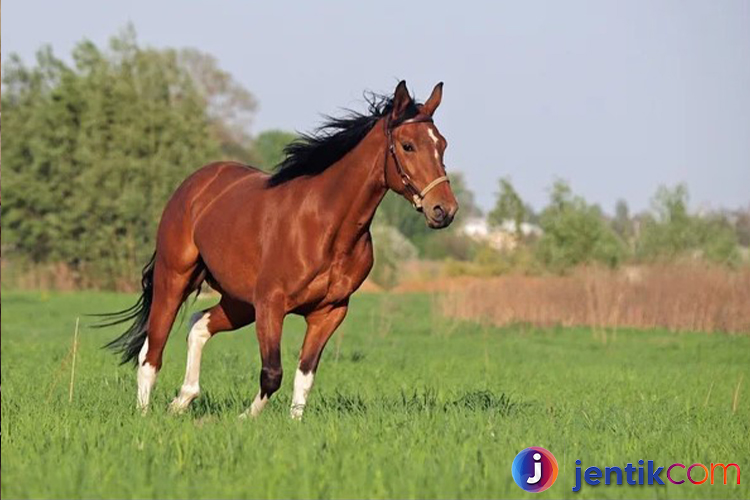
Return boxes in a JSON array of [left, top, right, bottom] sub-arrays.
[[203, 256, 259, 301]]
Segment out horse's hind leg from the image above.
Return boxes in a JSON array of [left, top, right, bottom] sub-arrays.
[[137, 258, 198, 411], [170, 296, 255, 413]]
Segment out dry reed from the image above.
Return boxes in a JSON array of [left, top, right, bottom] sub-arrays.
[[439, 264, 750, 334]]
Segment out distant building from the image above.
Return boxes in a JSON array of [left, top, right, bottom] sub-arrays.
[[460, 217, 542, 251]]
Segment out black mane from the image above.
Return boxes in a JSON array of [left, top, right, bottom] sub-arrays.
[[267, 91, 420, 186]]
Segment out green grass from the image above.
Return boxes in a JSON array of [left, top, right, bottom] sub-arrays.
[[1, 290, 748, 499]]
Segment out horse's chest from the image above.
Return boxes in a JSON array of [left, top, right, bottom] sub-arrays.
[[286, 233, 373, 310], [324, 237, 374, 303]]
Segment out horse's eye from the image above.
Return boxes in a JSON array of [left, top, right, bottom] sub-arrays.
[[402, 142, 415, 152]]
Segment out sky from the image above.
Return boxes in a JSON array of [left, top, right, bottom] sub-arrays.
[[3, 1, 749, 214]]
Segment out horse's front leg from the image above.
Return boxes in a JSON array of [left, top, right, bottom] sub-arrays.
[[240, 294, 285, 419], [291, 300, 349, 420]]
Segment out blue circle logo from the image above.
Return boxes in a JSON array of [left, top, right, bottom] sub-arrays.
[[512, 447, 559, 493]]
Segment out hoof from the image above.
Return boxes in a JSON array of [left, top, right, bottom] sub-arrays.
[[168, 398, 189, 415], [290, 404, 305, 420]]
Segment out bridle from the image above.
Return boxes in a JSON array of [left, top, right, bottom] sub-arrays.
[[385, 115, 450, 212]]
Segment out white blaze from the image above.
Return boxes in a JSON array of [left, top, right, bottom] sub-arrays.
[[427, 127, 440, 161]]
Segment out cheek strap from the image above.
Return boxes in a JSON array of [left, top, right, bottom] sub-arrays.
[[385, 115, 450, 211]]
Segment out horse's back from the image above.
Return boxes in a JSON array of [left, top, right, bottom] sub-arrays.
[[156, 161, 266, 261], [175, 162, 267, 223]]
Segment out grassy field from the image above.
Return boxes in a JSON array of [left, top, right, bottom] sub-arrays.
[[1, 290, 748, 499]]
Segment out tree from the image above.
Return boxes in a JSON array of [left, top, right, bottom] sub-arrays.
[[611, 199, 634, 246], [637, 184, 692, 259], [2, 30, 224, 287], [370, 224, 418, 288], [536, 180, 626, 272], [732, 206, 750, 247], [448, 172, 481, 218], [637, 184, 738, 265], [488, 177, 526, 238], [252, 130, 297, 170], [177, 48, 258, 162]]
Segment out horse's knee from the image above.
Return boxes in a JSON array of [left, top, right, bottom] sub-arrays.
[[260, 365, 283, 398]]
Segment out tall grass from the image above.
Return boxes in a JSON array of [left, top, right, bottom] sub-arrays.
[[2, 291, 748, 498], [439, 264, 750, 334]]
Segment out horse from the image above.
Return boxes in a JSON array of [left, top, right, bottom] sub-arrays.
[[101, 80, 458, 419]]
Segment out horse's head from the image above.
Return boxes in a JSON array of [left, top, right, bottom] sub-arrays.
[[385, 81, 459, 229]]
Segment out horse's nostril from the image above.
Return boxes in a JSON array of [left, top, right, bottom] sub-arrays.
[[433, 205, 446, 221]]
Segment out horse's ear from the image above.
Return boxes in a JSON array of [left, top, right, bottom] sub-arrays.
[[422, 82, 443, 116], [391, 80, 412, 120]]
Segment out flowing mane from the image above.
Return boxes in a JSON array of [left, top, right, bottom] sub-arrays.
[[267, 91, 421, 186]]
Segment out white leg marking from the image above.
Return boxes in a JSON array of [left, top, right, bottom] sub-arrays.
[[137, 353, 157, 413], [170, 312, 211, 413], [240, 391, 268, 419], [427, 127, 441, 161], [138, 337, 149, 365], [290, 367, 315, 420]]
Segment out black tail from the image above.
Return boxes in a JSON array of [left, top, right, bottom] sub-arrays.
[[95, 253, 156, 366]]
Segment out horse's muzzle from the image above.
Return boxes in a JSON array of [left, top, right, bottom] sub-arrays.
[[426, 203, 457, 229]]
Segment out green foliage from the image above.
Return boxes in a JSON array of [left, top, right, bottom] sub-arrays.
[[415, 230, 478, 261], [252, 129, 297, 170], [536, 181, 626, 272], [733, 208, 750, 247], [1, 31, 225, 286], [2, 291, 748, 498], [375, 191, 433, 244], [445, 244, 540, 277], [369, 224, 418, 288], [637, 184, 739, 265], [611, 199, 633, 242], [447, 171, 482, 218], [488, 177, 526, 234]]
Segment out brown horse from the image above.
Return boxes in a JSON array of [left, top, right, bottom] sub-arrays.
[[102, 80, 458, 419]]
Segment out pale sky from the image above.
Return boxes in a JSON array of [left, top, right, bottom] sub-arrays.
[[3, 1, 749, 213]]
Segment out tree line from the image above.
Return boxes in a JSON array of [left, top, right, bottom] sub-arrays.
[[462, 178, 748, 276]]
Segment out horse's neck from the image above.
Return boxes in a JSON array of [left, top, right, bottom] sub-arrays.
[[305, 124, 389, 240]]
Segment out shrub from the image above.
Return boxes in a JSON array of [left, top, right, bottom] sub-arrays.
[[535, 181, 626, 272], [637, 185, 739, 266], [370, 224, 418, 288]]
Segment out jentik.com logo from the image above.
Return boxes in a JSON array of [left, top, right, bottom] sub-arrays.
[[572, 459, 741, 493], [512, 447, 559, 493]]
